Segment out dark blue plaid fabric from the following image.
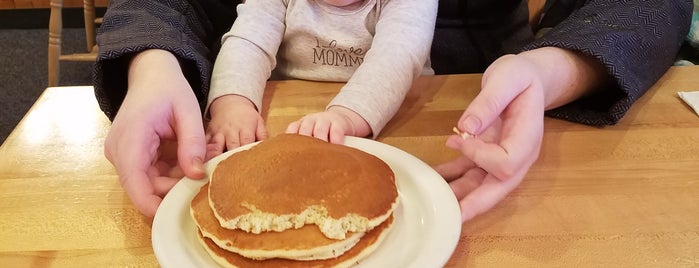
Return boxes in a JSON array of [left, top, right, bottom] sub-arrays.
[[527, 0, 693, 125], [94, 0, 239, 120]]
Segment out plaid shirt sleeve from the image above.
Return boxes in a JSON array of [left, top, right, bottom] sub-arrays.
[[93, 0, 238, 120], [525, 0, 693, 125]]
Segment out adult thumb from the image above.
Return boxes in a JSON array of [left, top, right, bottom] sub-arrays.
[[459, 71, 525, 135], [175, 110, 207, 180]]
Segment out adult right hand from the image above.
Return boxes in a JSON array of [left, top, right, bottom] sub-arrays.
[[103, 49, 207, 218], [434, 54, 545, 222]]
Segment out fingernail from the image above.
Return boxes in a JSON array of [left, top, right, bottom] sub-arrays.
[[192, 157, 205, 173], [461, 115, 481, 134]]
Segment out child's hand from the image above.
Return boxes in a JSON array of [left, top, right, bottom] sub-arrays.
[[286, 106, 371, 144], [206, 94, 268, 159]]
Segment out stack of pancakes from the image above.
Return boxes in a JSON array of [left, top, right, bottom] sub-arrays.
[[190, 134, 399, 267]]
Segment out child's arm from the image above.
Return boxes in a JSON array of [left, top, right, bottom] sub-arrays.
[[205, 0, 286, 153], [327, 0, 439, 138]]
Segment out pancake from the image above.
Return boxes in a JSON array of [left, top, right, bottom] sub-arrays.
[[191, 183, 364, 260], [208, 134, 398, 240], [196, 214, 395, 268]]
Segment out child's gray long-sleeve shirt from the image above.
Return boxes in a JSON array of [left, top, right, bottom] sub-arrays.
[[208, 0, 437, 138]]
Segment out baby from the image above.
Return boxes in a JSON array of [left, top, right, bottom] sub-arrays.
[[205, 0, 437, 153]]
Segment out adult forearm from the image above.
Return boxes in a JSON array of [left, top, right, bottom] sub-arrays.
[[95, 0, 238, 120], [521, 0, 692, 126], [518, 47, 609, 111], [128, 49, 186, 92]]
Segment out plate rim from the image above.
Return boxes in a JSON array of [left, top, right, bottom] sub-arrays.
[[152, 136, 461, 268]]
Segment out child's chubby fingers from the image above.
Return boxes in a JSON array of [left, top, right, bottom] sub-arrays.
[[286, 120, 301, 134], [312, 119, 331, 142], [297, 118, 317, 137], [225, 131, 242, 151], [256, 121, 269, 141], [328, 123, 346, 144], [205, 132, 225, 160], [238, 128, 257, 146]]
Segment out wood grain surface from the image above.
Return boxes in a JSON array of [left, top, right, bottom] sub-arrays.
[[1, 66, 698, 267]]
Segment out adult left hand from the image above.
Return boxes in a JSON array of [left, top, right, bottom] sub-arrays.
[[433, 54, 545, 222]]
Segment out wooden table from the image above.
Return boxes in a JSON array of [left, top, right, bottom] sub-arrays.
[[1, 66, 698, 267]]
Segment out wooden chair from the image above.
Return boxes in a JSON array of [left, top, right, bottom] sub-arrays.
[[48, 0, 102, 87], [528, 0, 547, 30]]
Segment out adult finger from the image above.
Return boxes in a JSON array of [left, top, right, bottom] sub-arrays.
[[458, 173, 522, 222], [173, 106, 206, 180], [448, 167, 487, 200], [154, 156, 185, 179], [432, 156, 475, 181], [121, 172, 161, 218], [458, 58, 528, 135], [117, 143, 161, 217], [495, 86, 545, 174], [111, 128, 162, 217], [444, 135, 464, 150], [461, 86, 544, 180], [151, 175, 182, 197], [457, 137, 509, 180]]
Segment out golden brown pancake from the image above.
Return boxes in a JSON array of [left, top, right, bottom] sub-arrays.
[[196, 215, 395, 268], [208, 134, 398, 240], [192, 183, 364, 260]]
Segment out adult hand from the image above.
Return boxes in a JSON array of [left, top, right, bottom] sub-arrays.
[[206, 94, 268, 158], [104, 49, 207, 218], [434, 47, 607, 222], [434, 54, 545, 222], [286, 106, 371, 144]]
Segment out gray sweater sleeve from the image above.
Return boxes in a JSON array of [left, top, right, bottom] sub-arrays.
[[207, 0, 286, 113], [328, 0, 438, 138]]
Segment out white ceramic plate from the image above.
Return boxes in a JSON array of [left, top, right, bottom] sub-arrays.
[[152, 136, 462, 268]]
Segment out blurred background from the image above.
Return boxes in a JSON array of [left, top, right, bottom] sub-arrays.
[[0, 5, 106, 144]]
